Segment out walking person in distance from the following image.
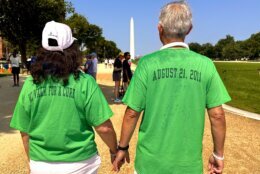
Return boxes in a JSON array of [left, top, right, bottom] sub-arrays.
[[9, 51, 20, 87], [122, 52, 133, 91]]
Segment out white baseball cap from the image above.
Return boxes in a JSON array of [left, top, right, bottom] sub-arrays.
[[42, 21, 76, 51]]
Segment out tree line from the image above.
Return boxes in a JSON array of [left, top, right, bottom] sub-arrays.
[[0, 0, 121, 64], [189, 33, 260, 60], [1, 1, 259, 63]]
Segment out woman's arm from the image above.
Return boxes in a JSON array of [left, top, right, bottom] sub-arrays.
[[20, 132, 29, 160]]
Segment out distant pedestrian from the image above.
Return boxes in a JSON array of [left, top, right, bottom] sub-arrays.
[[109, 59, 113, 68], [31, 53, 37, 65], [122, 52, 132, 90], [91, 52, 98, 80], [26, 57, 31, 74], [10, 21, 117, 174], [104, 58, 108, 68], [9, 51, 20, 86], [113, 1, 230, 174], [112, 52, 124, 103], [84, 54, 94, 78]]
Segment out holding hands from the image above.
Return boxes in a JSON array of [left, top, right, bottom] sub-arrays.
[[111, 145, 130, 172]]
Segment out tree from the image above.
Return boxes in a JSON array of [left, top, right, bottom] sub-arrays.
[[65, 13, 89, 46], [65, 14, 103, 55], [222, 43, 240, 60], [236, 41, 249, 59], [0, 0, 69, 63], [247, 33, 260, 59], [215, 35, 235, 60], [84, 24, 103, 50], [65, 13, 121, 59], [189, 33, 259, 60], [102, 40, 121, 59], [201, 43, 216, 59], [189, 42, 202, 54]]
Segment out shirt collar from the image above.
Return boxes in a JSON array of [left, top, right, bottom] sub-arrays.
[[160, 42, 189, 50]]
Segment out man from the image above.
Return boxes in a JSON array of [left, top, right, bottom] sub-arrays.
[[91, 52, 98, 80], [113, 52, 124, 103], [85, 54, 94, 78], [113, 1, 230, 174], [122, 52, 132, 91]]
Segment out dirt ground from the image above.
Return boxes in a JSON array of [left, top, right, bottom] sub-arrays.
[[0, 66, 259, 174]]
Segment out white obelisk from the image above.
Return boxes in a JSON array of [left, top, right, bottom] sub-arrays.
[[130, 17, 135, 60]]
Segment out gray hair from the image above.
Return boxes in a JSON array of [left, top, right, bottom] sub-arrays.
[[159, 1, 192, 39]]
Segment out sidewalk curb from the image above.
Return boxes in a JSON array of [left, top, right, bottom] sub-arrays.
[[223, 104, 260, 121]]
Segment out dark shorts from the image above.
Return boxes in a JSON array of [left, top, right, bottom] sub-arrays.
[[113, 72, 121, 81], [12, 67, 20, 74]]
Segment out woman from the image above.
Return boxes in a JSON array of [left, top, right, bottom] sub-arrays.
[[9, 51, 20, 86], [10, 21, 117, 174], [112, 53, 124, 103]]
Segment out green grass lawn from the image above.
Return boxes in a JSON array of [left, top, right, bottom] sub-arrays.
[[214, 62, 260, 114]]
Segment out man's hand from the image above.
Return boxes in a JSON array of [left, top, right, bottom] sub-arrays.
[[112, 107, 139, 171], [112, 150, 130, 172], [208, 155, 224, 174]]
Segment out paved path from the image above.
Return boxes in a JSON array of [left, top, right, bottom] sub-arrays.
[[0, 75, 27, 134]]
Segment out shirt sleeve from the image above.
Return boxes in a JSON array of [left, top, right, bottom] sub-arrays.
[[84, 80, 113, 126], [206, 65, 231, 108], [10, 82, 30, 133], [122, 60, 147, 112]]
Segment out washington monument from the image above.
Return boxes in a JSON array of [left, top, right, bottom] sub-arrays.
[[130, 17, 135, 60]]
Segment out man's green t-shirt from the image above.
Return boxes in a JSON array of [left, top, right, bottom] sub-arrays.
[[10, 72, 113, 162], [123, 48, 231, 173]]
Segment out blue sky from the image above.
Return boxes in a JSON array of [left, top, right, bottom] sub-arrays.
[[69, 0, 260, 56]]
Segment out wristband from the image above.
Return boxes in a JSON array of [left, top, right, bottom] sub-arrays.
[[212, 152, 224, 160], [117, 145, 129, 151]]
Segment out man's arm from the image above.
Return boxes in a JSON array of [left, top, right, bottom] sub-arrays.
[[123, 62, 129, 81], [113, 107, 141, 172], [20, 132, 29, 160], [94, 119, 118, 162], [207, 105, 226, 174]]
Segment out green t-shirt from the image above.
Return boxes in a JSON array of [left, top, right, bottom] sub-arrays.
[[10, 72, 113, 162], [123, 48, 231, 174]]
